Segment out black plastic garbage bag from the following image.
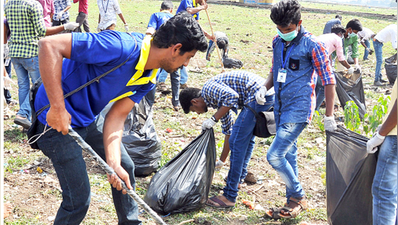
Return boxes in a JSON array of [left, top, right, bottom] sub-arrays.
[[326, 126, 377, 225], [385, 62, 397, 85], [96, 98, 162, 177], [144, 129, 216, 215], [335, 71, 366, 119], [223, 57, 243, 69], [385, 54, 397, 85]]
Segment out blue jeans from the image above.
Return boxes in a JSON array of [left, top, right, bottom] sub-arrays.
[[159, 67, 187, 85], [315, 77, 324, 111], [12, 56, 41, 119], [36, 121, 141, 225], [372, 136, 397, 225], [363, 39, 371, 60], [373, 39, 384, 82], [180, 66, 188, 85], [151, 69, 180, 107], [223, 96, 274, 203], [267, 122, 307, 201]]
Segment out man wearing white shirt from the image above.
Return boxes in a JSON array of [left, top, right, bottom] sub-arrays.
[[97, 0, 128, 32], [373, 24, 397, 86], [357, 27, 375, 61]]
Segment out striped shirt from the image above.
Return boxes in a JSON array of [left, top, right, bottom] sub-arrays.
[[271, 26, 335, 126], [201, 71, 266, 135], [5, 0, 47, 58]]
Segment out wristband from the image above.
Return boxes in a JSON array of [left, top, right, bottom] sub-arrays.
[[211, 115, 218, 123]]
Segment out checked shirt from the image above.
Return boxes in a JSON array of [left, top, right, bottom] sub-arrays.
[[53, 0, 72, 21], [201, 71, 266, 135], [5, 0, 47, 58]]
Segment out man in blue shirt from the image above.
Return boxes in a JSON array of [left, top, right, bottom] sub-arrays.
[[34, 12, 208, 224], [323, 14, 342, 34], [180, 71, 274, 208], [263, 0, 336, 219], [176, 0, 214, 90], [145, 1, 182, 110]]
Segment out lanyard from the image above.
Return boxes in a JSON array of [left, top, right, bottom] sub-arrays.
[[102, 0, 110, 14], [280, 43, 295, 69]]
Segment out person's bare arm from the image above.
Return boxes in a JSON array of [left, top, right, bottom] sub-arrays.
[[4, 23, 8, 44], [220, 135, 230, 162], [324, 84, 336, 117], [378, 101, 397, 136], [45, 25, 67, 36], [186, 2, 208, 15], [118, 13, 127, 25], [339, 60, 351, 69], [213, 106, 231, 121], [98, 14, 101, 24], [265, 71, 274, 90], [38, 34, 73, 134], [104, 97, 135, 193], [63, 5, 71, 12]]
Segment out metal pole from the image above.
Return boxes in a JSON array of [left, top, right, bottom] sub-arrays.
[[67, 126, 167, 225]]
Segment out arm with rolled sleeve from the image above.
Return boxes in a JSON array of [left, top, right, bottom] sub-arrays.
[[312, 41, 336, 117]]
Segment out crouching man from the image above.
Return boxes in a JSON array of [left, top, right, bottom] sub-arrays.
[[33, 12, 208, 224], [179, 71, 274, 208]]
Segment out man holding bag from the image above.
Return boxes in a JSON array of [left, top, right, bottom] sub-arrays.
[[179, 71, 274, 208]]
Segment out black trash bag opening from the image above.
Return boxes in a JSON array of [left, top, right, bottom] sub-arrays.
[[335, 72, 366, 119], [144, 129, 216, 215], [326, 125, 377, 225], [96, 97, 162, 177]]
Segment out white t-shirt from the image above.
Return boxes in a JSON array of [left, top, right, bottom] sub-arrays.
[[97, 0, 122, 30], [357, 27, 375, 41], [374, 24, 397, 49]]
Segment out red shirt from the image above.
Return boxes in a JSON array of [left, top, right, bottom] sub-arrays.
[[74, 0, 88, 14]]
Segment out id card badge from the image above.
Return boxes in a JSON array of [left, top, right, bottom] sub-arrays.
[[277, 68, 287, 83]]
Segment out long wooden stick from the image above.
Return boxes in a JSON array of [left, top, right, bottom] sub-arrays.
[[68, 126, 167, 225], [205, 9, 225, 72]]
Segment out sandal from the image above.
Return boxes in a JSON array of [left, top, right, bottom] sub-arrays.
[[265, 207, 282, 219], [278, 196, 308, 219]]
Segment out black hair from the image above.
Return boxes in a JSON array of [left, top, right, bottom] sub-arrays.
[[179, 87, 201, 114], [161, 1, 173, 10], [346, 19, 363, 31], [270, 0, 301, 27], [153, 11, 208, 55], [335, 15, 342, 20], [217, 39, 227, 50], [331, 24, 346, 35]]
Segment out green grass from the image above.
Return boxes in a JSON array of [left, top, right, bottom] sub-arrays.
[[4, 0, 397, 224]]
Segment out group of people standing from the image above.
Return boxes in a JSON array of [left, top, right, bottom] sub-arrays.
[[2, 0, 397, 224]]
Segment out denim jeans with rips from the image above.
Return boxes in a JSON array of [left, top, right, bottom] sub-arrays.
[[266, 122, 307, 202], [36, 121, 141, 225], [372, 135, 397, 225], [223, 96, 274, 203], [12, 56, 41, 120], [373, 39, 384, 82]]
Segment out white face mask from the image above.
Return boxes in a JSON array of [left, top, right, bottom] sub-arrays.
[[348, 31, 357, 38]]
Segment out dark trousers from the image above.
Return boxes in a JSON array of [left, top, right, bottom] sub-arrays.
[[52, 18, 69, 26], [75, 12, 90, 33]]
